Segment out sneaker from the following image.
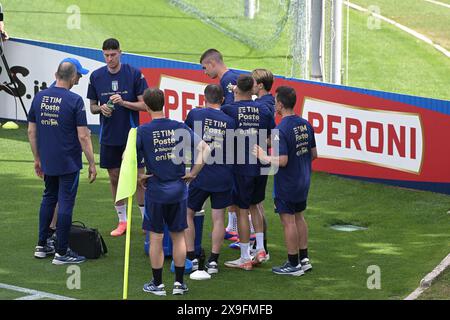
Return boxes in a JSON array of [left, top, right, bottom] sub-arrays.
[[34, 245, 55, 259], [46, 232, 57, 250], [47, 230, 56, 248], [143, 280, 166, 296], [173, 281, 189, 295], [300, 258, 312, 272], [190, 258, 199, 272], [52, 248, 86, 265], [224, 230, 238, 240], [272, 261, 304, 276], [110, 222, 127, 237], [229, 241, 240, 250], [250, 247, 257, 258], [224, 257, 253, 271], [255, 249, 268, 264], [205, 261, 218, 274]]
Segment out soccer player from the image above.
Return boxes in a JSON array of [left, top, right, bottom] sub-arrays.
[[87, 38, 148, 236], [50, 58, 89, 88], [252, 68, 275, 115], [200, 48, 239, 105], [138, 88, 210, 296], [199, 48, 240, 241], [28, 62, 97, 264], [250, 68, 275, 258], [47, 58, 89, 243], [253, 86, 317, 276], [184, 84, 235, 274], [222, 74, 276, 270]]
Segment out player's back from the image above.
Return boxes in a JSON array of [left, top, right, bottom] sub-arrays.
[[221, 99, 276, 176], [137, 118, 194, 203], [29, 86, 86, 176], [185, 107, 235, 192], [274, 115, 316, 202]]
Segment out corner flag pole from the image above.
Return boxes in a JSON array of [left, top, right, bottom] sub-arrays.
[[122, 196, 133, 300], [115, 128, 138, 300]]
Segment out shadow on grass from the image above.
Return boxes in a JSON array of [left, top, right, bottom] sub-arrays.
[[0, 123, 101, 155]]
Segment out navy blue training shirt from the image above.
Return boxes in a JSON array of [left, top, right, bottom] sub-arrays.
[[87, 64, 148, 146], [256, 93, 275, 115], [221, 100, 276, 176], [185, 107, 236, 192], [28, 87, 87, 176], [137, 118, 201, 204], [273, 115, 316, 202], [220, 70, 239, 105]]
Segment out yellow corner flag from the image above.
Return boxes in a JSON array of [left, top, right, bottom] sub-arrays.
[[116, 128, 137, 300]]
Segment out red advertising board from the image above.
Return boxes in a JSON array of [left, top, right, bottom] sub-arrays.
[[139, 67, 450, 193]]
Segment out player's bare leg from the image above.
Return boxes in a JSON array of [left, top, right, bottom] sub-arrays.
[[149, 232, 164, 269], [279, 213, 299, 259], [250, 204, 267, 263], [108, 168, 127, 236], [211, 208, 225, 254], [184, 208, 196, 259], [295, 211, 311, 271]]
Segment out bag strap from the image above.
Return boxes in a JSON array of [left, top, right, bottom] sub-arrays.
[[100, 234, 108, 254], [72, 221, 86, 228]]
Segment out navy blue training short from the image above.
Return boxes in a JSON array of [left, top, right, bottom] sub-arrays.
[[274, 198, 307, 215], [188, 184, 232, 211], [142, 199, 188, 233], [232, 173, 268, 209], [100, 144, 145, 169]]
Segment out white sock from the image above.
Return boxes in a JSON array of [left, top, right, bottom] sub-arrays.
[[115, 205, 127, 222], [240, 243, 250, 260], [139, 205, 145, 221], [256, 232, 264, 251], [226, 212, 237, 232], [249, 215, 255, 234]]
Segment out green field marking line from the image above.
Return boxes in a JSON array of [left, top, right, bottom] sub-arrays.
[[404, 253, 450, 300], [424, 0, 450, 9], [345, 1, 450, 58], [0, 283, 75, 300]]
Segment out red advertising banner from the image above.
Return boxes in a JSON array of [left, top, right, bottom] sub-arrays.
[[140, 67, 450, 193]]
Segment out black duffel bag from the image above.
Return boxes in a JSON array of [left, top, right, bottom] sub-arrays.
[[68, 221, 108, 259]]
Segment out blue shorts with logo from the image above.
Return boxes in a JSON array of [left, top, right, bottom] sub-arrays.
[[142, 198, 188, 234], [100, 144, 145, 169], [274, 198, 307, 215], [188, 184, 232, 211], [232, 173, 268, 209]]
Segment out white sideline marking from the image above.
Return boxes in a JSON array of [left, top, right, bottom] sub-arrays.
[[15, 294, 44, 300], [404, 253, 450, 300], [424, 0, 450, 9], [0, 283, 75, 300], [345, 1, 450, 58]]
